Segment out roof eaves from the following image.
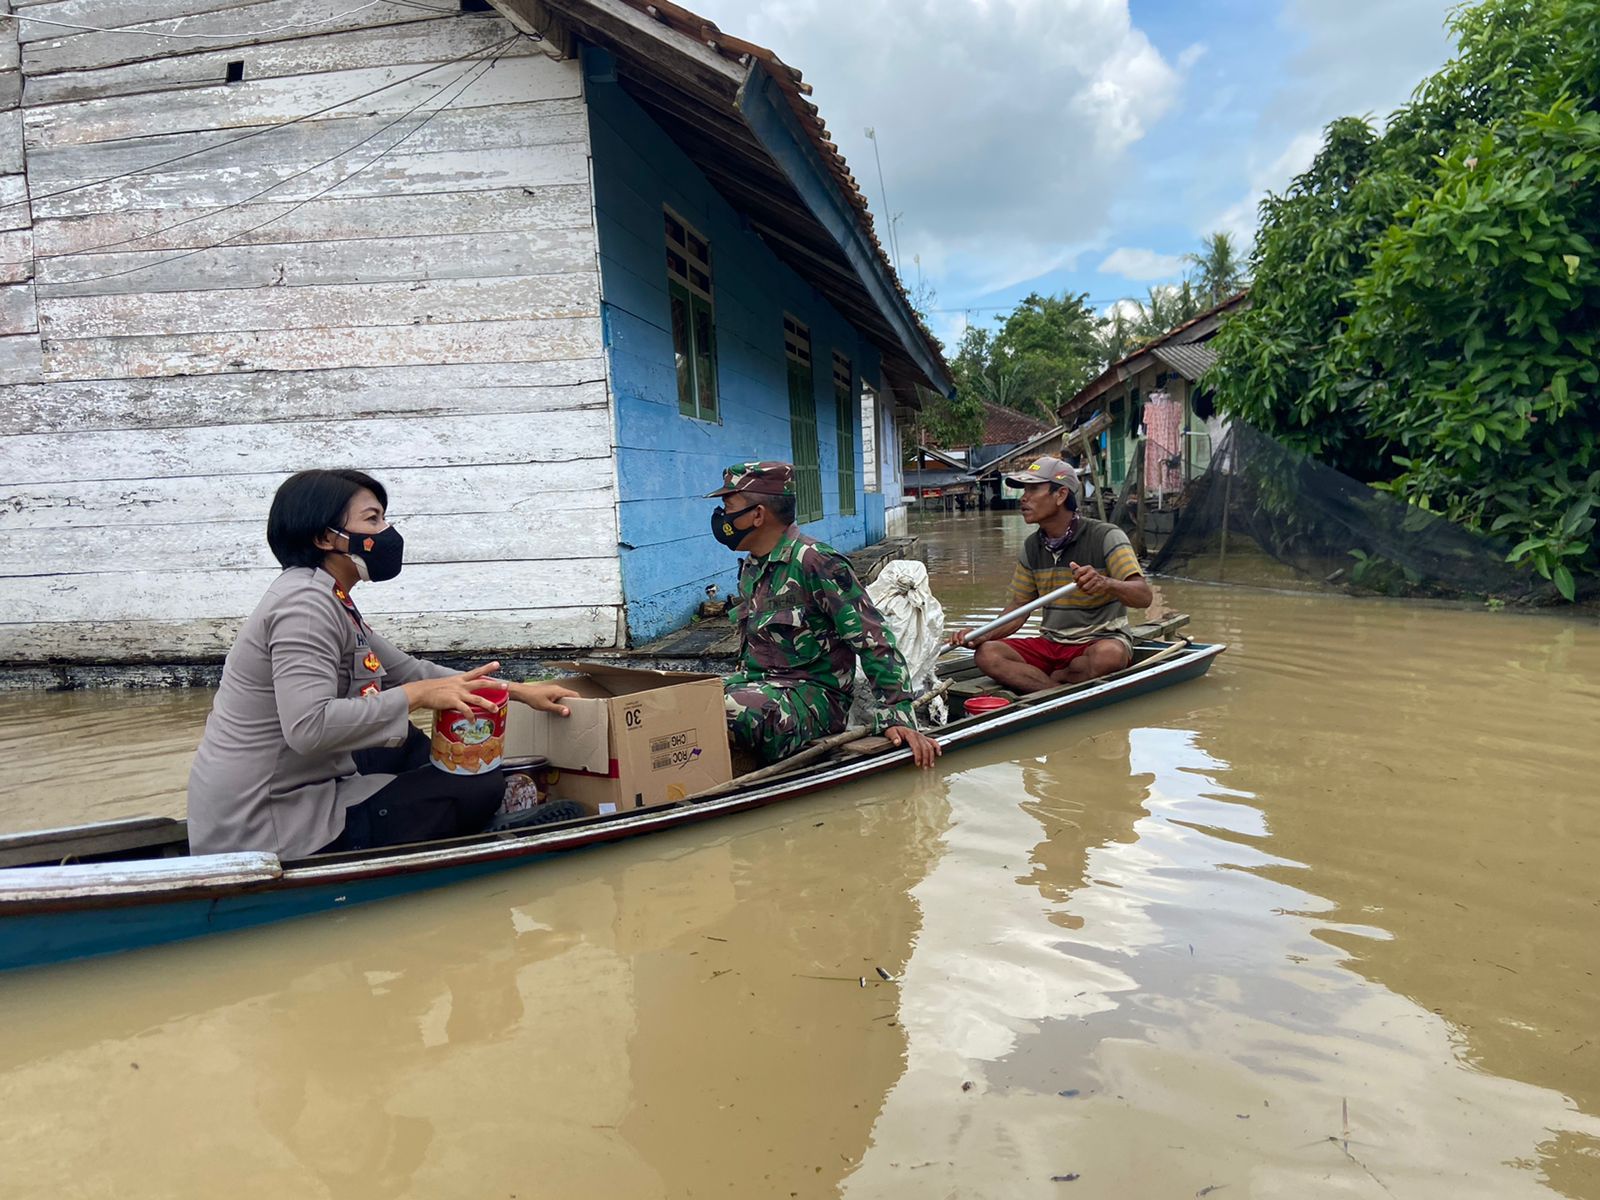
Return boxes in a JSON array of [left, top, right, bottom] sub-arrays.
[[970, 425, 1066, 478], [1060, 288, 1250, 419], [543, 0, 950, 393], [736, 65, 954, 396]]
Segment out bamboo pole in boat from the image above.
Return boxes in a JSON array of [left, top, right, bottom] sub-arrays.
[[689, 726, 870, 800]]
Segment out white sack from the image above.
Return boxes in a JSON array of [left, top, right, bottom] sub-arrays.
[[850, 560, 948, 728]]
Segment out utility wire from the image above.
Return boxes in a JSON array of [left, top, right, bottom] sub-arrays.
[[0, 30, 522, 214], [0, 0, 453, 40], [23, 34, 518, 273], [928, 299, 1129, 315], [41, 43, 512, 289]]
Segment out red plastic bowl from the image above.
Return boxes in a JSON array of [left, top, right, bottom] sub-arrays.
[[963, 695, 1013, 717]]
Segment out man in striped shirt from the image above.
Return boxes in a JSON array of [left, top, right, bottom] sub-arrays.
[[949, 457, 1153, 692]]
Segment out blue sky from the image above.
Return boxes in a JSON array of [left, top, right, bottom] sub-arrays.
[[687, 0, 1459, 349]]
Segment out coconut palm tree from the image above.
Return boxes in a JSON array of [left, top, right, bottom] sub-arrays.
[[1185, 232, 1247, 305]]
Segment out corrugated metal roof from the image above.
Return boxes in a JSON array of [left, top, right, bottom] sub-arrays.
[[537, 0, 950, 394], [970, 425, 1066, 478], [1151, 342, 1218, 381], [904, 468, 977, 489]]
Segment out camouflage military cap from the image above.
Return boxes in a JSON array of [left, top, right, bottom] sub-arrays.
[[1005, 455, 1080, 494], [706, 461, 797, 498]]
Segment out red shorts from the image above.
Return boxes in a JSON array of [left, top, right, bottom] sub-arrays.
[[996, 637, 1106, 674]]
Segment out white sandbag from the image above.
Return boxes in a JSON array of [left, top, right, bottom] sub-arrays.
[[851, 560, 949, 728]]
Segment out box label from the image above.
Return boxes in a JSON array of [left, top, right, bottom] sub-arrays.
[[649, 729, 700, 771]]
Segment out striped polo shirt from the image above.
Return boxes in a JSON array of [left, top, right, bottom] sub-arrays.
[[1009, 517, 1143, 645]]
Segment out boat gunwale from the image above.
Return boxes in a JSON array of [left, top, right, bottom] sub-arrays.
[[0, 641, 1225, 915]]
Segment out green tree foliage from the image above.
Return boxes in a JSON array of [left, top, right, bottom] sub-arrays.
[[1213, 0, 1599, 597], [1186, 232, 1247, 306], [930, 232, 1238, 439], [932, 293, 1104, 439], [921, 323, 989, 447], [990, 291, 1104, 421], [1102, 281, 1207, 362]]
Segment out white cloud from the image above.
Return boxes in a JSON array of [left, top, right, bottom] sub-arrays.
[[1096, 247, 1187, 280], [1177, 42, 1208, 71], [1207, 128, 1323, 245], [1273, 0, 1456, 136], [1101, 296, 1146, 322], [688, 0, 1183, 298], [1201, 0, 1455, 245]]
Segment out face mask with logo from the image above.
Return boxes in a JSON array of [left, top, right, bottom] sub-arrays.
[[710, 505, 759, 552], [334, 525, 405, 582]]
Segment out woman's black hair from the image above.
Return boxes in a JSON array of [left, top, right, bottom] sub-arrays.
[[267, 469, 388, 570]]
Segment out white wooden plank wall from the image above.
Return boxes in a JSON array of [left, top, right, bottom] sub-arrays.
[[0, 5, 623, 663], [0, 1, 43, 385]]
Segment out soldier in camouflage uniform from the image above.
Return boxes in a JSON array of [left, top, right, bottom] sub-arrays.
[[708, 462, 941, 768]]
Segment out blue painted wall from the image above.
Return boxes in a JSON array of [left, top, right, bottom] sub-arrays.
[[584, 50, 882, 644]]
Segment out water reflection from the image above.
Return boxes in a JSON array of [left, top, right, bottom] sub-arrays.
[[0, 690, 204, 832], [2, 511, 1599, 1198], [849, 720, 1600, 1198], [0, 771, 947, 1199]]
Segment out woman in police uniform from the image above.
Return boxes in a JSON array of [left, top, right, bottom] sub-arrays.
[[187, 469, 576, 859]]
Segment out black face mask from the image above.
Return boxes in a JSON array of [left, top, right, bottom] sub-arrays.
[[334, 525, 405, 582], [711, 505, 759, 552]]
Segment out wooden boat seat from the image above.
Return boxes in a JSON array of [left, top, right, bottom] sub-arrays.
[[0, 815, 189, 870]]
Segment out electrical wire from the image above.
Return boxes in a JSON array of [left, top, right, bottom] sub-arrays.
[[0, 29, 522, 215], [0, 1, 454, 41], [41, 42, 513, 289], [22, 34, 518, 275]]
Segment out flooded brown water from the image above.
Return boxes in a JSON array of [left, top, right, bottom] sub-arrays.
[[2, 509, 1599, 1199]]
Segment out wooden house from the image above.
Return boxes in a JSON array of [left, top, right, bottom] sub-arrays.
[[0, 0, 950, 665], [902, 446, 976, 511], [912, 400, 1065, 509], [1060, 290, 1249, 494]]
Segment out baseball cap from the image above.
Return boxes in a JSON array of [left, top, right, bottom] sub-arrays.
[[1004, 456, 1080, 493], [706, 461, 797, 498]]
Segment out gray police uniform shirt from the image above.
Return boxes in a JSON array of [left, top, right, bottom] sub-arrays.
[[186, 567, 454, 859]]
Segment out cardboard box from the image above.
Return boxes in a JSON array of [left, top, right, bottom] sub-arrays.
[[504, 663, 733, 816]]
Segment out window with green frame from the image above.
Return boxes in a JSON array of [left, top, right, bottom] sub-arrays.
[[832, 351, 856, 516], [784, 316, 823, 523], [665, 209, 718, 421]]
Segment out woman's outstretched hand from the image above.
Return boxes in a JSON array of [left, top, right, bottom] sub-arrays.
[[507, 680, 583, 718], [402, 661, 505, 719]]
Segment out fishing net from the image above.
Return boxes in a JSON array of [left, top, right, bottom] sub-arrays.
[[1142, 422, 1554, 602]]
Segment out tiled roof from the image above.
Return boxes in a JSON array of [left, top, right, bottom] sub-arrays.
[[926, 401, 1051, 452], [980, 401, 1051, 446]]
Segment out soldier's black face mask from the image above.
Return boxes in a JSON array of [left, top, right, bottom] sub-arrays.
[[711, 504, 759, 552], [332, 524, 405, 582]]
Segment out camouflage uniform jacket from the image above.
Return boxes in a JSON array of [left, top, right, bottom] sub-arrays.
[[728, 528, 917, 734]]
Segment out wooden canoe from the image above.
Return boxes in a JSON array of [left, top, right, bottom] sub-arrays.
[[0, 634, 1224, 972]]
